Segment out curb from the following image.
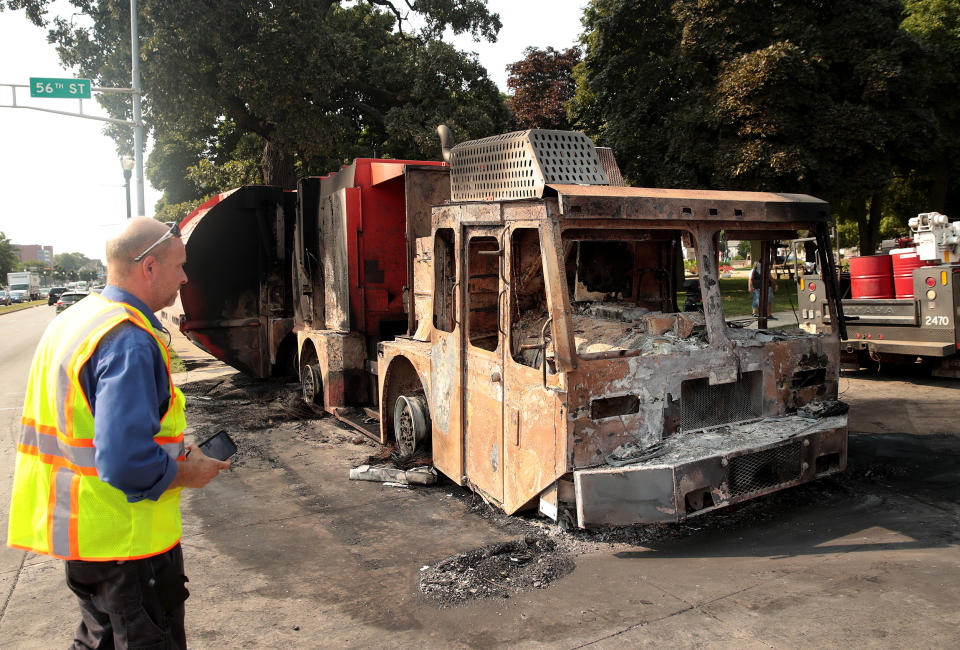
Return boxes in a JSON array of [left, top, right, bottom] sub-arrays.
[[0, 303, 46, 316]]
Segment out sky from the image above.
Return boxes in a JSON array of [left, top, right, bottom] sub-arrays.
[[0, 1, 586, 263]]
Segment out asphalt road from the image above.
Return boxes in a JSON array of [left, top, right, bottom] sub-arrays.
[[0, 307, 958, 648]]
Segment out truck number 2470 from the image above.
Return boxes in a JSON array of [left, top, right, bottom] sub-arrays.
[[925, 315, 950, 326]]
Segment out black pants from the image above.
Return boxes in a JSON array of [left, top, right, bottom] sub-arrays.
[[65, 544, 188, 650]]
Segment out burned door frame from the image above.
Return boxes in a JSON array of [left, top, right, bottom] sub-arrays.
[[428, 225, 464, 483], [501, 222, 568, 513], [461, 227, 507, 503]]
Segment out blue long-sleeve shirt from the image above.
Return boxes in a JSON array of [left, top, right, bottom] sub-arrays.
[[77, 286, 179, 502]]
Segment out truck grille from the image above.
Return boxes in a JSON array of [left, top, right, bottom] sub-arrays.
[[728, 442, 803, 498], [680, 371, 762, 431]]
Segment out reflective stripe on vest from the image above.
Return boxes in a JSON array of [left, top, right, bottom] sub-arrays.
[[8, 293, 185, 561]]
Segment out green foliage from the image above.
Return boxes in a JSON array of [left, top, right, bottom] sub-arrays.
[[737, 240, 752, 258], [54, 252, 90, 274], [0, 232, 21, 279], [901, 0, 960, 216], [506, 46, 581, 130], [836, 220, 860, 249], [574, 0, 933, 196], [572, 0, 943, 255], [6, 0, 508, 209], [17, 259, 45, 273]]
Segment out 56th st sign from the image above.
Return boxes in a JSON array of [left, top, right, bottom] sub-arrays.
[[29, 77, 91, 99]]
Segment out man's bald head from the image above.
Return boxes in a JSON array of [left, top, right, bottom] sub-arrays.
[[106, 217, 175, 282]]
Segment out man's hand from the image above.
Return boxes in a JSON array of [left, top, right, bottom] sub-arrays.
[[169, 444, 231, 489]]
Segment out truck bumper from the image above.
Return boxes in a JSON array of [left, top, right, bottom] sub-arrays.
[[573, 414, 847, 528]]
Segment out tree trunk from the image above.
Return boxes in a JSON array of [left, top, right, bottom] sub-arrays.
[[929, 176, 948, 213], [853, 196, 869, 255], [262, 140, 298, 189], [867, 191, 883, 255]]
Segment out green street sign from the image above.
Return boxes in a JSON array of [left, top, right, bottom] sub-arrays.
[[29, 77, 91, 99]]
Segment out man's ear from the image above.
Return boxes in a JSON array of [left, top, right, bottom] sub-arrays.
[[139, 256, 155, 279]]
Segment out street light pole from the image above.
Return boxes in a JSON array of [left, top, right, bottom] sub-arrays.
[[121, 155, 134, 219], [129, 0, 145, 216]]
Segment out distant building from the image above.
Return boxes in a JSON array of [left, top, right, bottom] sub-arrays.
[[80, 259, 106, 280], [15, 244, 54, 266]]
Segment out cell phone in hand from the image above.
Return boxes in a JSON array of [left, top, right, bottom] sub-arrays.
[[196, 430, 237, 461]]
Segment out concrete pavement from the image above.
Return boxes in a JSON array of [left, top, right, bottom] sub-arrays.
[[0, 305, 958, 647]]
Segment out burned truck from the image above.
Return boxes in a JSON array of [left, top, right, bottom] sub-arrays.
[[171, 127, 848, 528]]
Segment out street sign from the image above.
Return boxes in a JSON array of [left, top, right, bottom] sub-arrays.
[[29, 77, 91, 99]]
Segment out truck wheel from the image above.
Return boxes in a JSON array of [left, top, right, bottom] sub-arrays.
[[302, 363, 323, 408], [394, 394, 430, 458]]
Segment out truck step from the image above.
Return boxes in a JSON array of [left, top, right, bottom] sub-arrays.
[[333, 407, 380, 443]]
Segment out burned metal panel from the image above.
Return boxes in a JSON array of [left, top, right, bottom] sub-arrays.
[[430, 324, 464, 483], [412, 237, 433, 336], [574, 415, 847, 527], [405, 167, 451, 334], [502, 365, 565, 514], [692, 225, 731, 351], [539, 220, 577, 373], [179, 185, 295, 378], [563, 330, 842, 471], [550, 185, 830, 224], [378, 339, 433, 447], [575, 466, 678, 526], [294, 177, 324, 329], [321, 187, 354, 331], [433, 202, 504, 226], [297, 329, 367, 410], [463, 346, 505, 504]]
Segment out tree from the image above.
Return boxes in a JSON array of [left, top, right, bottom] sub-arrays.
[[0, 232, 19, 279], [571, 0, 937, 254], [54, 252, 90, 276], [901, 0, 960, 217], [4, 1, 507, 206], [506, 46, 581, 130]]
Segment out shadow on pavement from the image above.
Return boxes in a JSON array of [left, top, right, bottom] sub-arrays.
[[612, 432, 960, 561]]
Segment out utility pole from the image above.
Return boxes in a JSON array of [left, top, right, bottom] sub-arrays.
[[129, 0, 145, 217]]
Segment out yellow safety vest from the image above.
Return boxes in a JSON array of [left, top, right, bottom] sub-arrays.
[[7, 292, 186, 561]]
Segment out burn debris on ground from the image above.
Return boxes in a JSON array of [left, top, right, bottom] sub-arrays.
[[419, 536, 575, 607], [181, 373, 321, 430]]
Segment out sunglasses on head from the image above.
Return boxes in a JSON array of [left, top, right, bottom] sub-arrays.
[[134, 222, 181, 262]]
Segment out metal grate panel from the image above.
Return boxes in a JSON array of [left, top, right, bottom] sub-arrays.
[[449, 129, 609, 202], [680, 371, 762, 431], [728, 442, 803, 497]]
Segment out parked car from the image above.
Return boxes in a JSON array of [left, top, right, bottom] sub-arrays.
[[48, 286, 67, 306], [9, 289, 28, 303], [0, 288, 11, 306], [55, 291, 89, 314]]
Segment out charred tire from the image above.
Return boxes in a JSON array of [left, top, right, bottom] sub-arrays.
[[302, 363, 323, 408], [394, 394, 430, 458]]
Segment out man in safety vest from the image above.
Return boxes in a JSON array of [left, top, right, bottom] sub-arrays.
[[7, 217, 230, 649]]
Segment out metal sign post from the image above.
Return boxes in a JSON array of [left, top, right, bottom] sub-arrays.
[[129, 0, 145, 217]]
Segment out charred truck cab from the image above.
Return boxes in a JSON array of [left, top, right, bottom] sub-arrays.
[[379, 129, 848, 527], [173, 127, 848, 529]]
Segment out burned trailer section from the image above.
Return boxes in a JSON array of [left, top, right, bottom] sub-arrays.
[[296, 159, 450, 434], [178, 187, 298, 378]]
